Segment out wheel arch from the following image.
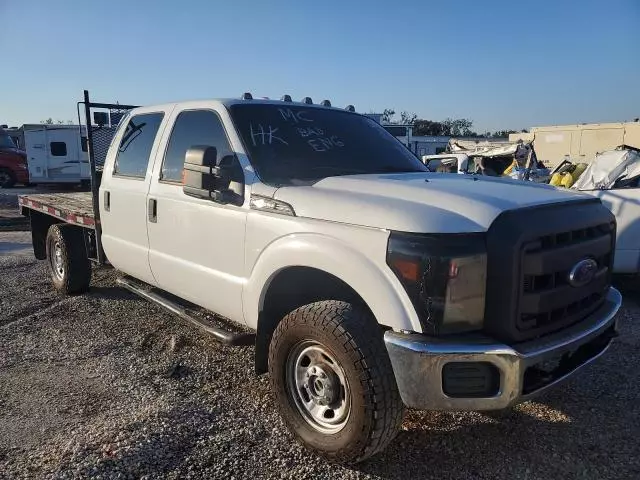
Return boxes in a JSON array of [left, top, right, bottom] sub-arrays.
[[245, 233, 420, 374]]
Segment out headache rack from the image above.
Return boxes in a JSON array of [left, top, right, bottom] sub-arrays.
[[76, 90, 138, 264]]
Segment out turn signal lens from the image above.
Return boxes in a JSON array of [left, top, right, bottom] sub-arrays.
[[390, 258, 420, 282]]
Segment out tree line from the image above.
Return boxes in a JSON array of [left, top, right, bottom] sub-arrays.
[[379, 109, 528, 138], [40, 118, 74, 125]]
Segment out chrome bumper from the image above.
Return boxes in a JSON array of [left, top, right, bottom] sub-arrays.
[[384, 287, 622, 411]]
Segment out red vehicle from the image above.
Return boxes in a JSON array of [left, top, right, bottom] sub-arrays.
[[0, 127, 29, 188]]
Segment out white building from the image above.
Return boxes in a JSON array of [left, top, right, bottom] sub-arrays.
[[364, 114, 450, 156]]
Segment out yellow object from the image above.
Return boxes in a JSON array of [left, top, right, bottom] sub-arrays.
[[561, 172, 575, 188], [550, 172, 563, 186], [503, 160, 516, 176]]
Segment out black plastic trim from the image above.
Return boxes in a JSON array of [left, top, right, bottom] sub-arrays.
[[484, 199, 615, 343]]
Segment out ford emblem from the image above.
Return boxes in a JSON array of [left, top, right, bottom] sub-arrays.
[[567, 258, 598, 287]]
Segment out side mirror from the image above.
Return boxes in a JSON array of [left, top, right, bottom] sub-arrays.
[[183, 145, 243, 204]]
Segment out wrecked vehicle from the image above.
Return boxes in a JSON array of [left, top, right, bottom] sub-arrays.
[[570, 147, 640, 274], [424, 140, 551, 182]]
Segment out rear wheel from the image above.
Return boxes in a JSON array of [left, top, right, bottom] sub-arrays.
[[268, 300, 405, 464], [46, 224, 92, 294], [0, 168, 16, 188]]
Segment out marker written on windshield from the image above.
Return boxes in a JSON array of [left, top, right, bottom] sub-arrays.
[[279, 108, 313, 123], [308, 136, 344, 152], [250, 123, 288, 146]]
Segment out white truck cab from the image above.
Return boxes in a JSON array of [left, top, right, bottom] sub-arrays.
[[21, 94, 622, 463]]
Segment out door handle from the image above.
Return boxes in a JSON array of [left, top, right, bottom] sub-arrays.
[[148, 198, 158, 223], [104, 191, 110, 212]]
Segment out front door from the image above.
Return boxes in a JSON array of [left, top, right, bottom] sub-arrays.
[[99, 110, 167, 285], [147, 107, 247, 324]]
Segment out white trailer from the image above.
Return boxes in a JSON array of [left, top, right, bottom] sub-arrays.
[[20, 124, 90, 185]]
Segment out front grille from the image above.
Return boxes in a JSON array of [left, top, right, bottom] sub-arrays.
[[517, 222, 613, 336]]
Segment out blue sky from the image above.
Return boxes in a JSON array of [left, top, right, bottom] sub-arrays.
[[1, 0, 638, 132]]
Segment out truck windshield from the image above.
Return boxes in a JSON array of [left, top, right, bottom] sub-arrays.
[[229, 104, 427, 186], [0, 133, 16, 149]]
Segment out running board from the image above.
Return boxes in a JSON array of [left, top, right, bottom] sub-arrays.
[[116, 277, 255, 346]]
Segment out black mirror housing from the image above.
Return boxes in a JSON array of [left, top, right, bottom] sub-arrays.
[[183, 146, 243, 205], [185, 145, 217, 168]]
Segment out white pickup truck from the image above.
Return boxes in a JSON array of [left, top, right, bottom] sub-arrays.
[[19, 92, 622, 463]]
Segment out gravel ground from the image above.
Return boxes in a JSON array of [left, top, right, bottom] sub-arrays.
[[0, 190, 20, 218], [1, 230, 639, 479]]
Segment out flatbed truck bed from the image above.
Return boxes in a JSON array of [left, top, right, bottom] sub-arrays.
[[18, 191, 101, 264], [19, 192, 96, 228]]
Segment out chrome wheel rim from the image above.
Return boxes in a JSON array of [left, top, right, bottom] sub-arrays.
[[286, 341, 350, 434], [0, 172, 10, 187], [50, 241, 64, 280]]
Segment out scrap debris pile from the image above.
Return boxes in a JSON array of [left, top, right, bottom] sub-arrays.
[[434, 138, 640, 193]]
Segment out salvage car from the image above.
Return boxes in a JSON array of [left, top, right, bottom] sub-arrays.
[[18, 91, 622, 463], [571, 147, 640, 274]]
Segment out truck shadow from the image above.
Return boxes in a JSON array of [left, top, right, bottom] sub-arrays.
[[88, 285, 136, 301]]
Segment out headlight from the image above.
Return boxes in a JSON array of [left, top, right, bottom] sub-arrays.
[[386, 232, 487, 335]]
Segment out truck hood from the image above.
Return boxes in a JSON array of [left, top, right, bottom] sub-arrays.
[[273, 173, 594, 233]]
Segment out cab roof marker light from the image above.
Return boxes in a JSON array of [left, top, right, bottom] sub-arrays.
[[302, 97, 313, 105], [281, 94, 292, 102], [250, 194, 296, 216], [242, 92, 253, 100], [345, 105, 355, 112], [320, 100, 332, 107]]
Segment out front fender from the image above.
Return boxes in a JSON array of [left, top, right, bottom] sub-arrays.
[[242, 232, 422, 332]]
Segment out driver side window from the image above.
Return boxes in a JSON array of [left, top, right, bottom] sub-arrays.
[[161, 109, 234, 183]]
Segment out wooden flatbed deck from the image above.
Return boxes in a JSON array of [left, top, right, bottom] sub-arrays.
[[18, 192, 96, 228]]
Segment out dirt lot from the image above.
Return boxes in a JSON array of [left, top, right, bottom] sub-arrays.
[[1, 230, 639, 479]]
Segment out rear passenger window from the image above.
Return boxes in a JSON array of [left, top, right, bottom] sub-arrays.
[[113, 113, 164, 178], [50, 142, 67, 156], [161, 110, 233, 182]]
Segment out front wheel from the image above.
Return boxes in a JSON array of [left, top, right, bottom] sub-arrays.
[[46, 224, 92, 294], [268, 301, 405, 464]]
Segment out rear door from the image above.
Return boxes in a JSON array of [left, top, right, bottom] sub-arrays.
[[99, 108, 170, 284]]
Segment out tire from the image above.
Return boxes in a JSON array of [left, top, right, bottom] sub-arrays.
[[268, 300, 405, 464], [0, 168, 16, 188], [46, 224, 92, 294]]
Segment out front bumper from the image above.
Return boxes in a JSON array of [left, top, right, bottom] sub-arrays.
[[384, 287, 622, 410]]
